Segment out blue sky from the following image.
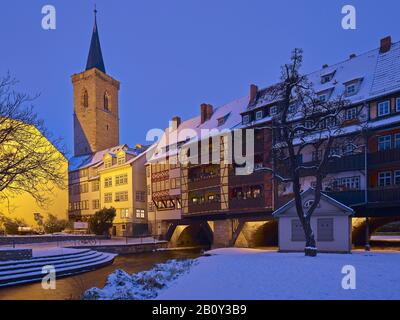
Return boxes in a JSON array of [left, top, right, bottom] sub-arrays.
[[0, 0, 399, 156]]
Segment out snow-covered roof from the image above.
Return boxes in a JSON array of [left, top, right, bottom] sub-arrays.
[[273, 188, 355, 218], [249, 41, 400, 111], [69, 144, 147, 171]]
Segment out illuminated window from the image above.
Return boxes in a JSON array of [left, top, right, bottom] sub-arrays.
[[120, 208, 129, 218]]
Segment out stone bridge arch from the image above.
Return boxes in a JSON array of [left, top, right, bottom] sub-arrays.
[[353, 216, 400, 245], [169, 222, 213, 248], [233, 220, 278, 248]]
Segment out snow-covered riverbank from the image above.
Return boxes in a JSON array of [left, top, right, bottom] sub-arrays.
[[82, 248, 400, 300], [157, 248, 400, 300]]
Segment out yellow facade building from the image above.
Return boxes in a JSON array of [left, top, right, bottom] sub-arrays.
[[0, 122, 68, 228]]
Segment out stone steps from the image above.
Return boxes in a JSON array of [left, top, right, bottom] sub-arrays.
[[0, 249, 116, 288]]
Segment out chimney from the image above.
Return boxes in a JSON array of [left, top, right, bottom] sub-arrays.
[[171, 116, 181, 130], [249, 84, 258, 104], [322, 64, 328, 69], [349, 53, 356, 59], [380, 36, 392, 53], [200, 103, 213, 124]]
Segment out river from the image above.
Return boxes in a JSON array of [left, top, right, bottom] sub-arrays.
[[0, 248, 202, 300]]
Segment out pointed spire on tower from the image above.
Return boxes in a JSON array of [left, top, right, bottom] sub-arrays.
[[86, 5, 106, 73]]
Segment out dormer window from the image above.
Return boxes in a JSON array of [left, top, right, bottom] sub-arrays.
[[242, 114, 250, 125], [344, 77, 363, 97], [217, 112, 231, 126], [117, 155, 126, 165], [104, 158, 112, 168], [345, 84, 357, 96], [270, 106, 278, 116], [255, 110, 263, 121], [318, 94, 327, 102], [321, 70, 336, 84]]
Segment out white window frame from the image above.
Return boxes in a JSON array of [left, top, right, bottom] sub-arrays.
[[255, 110, 263, 121], [378, 171, 392, 187], [345, 107, 357, 120], [242, 114, 250, 125], [396, 98, 400, 112], [395, 133, 400, 149], [378, 135, 391, 151], [378, 100, 391, 117], [346, 83, 357, 96], [395, 171, 400, 185]]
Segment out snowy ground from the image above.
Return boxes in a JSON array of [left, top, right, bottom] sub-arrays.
[[156, 248, 400, 300]]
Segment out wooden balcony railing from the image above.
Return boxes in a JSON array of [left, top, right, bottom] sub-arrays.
[[188, 175, 220, 191], [187, 201, 221, 214], [369, 148, 400, 167], [229, 197, 265, 210]]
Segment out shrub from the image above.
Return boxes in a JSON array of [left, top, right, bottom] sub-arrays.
[[89, 208, 116, 236], [43, 214, 69, 234]]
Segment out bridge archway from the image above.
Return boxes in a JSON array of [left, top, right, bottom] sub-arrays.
[[352, 216, 400, 245], [169, 223, 213, 248], [234, 220, 278, 248]]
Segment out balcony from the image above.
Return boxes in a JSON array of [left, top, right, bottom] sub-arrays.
[[229, 171, 267, 186], [229, 197, 265, 210], [277, 153, 365, 178], [369, 148, 400, 167], [187, 201, 221, 214], [326, 190, 366, 207], [188, 175, 220, 191], [368, 187, 400, 203]]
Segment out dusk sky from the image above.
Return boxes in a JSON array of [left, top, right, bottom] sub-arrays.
[[1, 0, 399, 156]]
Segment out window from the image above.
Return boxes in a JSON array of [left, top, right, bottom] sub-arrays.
[[115, 191, 128, 202], [120, 208, 129, 218], [337, 176, 360, 190], [288, 104, 297, 114], [255, 110, 263, 120], [104, 177, 112, 188], [345, 84, 357, 96], [104, 193, 112, 203], [82, 89, 89, 108], [395, 133, 400, 149], [396, 98, 400, 112], [80, 183, 88, 193], [395, 171, 400, 185], [104, 158, 112, 168], [270, 106, 278, 116], [345, 107, 357, 121], [378, 101, 390, 117], [242, 114, 250, 125], [378, 135, 391, 151], [318, 94, 327, 102], [136, 191, 146, 202], [326, 116, 337, 127], [104, 92, 110, 111], [92, 180, 99, 192], [117, 156, 125, 165], [305, 120, 314, 129], [135, 209, 145, 218], [317, 218, 334, 241], [115, 174, 128, 186], [312, 150, 323, 161], [291, 219, 306, 242], [378, 172, 392, 187], [92, 199, 100, 210]]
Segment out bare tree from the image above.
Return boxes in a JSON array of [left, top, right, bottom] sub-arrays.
[[0, 73, 66, 210], [258, 49, 365, 256]]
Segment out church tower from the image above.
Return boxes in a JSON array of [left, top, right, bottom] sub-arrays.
[[72, 9, 120, 156]]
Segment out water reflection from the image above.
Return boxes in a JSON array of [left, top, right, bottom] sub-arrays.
[[0, 249, 202, 300]]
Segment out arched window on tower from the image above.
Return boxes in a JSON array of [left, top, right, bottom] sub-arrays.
[[82, 89, 89, 108], [104, 92, 110, 111]]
